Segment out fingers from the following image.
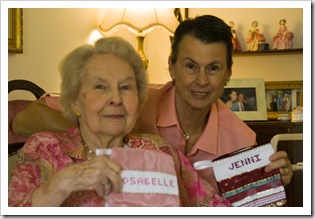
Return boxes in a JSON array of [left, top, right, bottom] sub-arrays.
[[51, 155, 122, 200], [265, 151, 291, 172], [279, 165, 293, 187], [265, 151, 293, 187], [104, 167, 122, 193], [94, 179, 112, 197], [280, 167, 289, 175], [90, 155, 122, 193], [103, 179, 112, 187], [280, 168, 293, 187], [103, 179, 113, 196], [98, 156, 122, 193], [94, 183, 106, 197], [268, 150, 288, 162], [96, 168, 121, 197], [105, 158, 122, 174], [62, 156, 122, 196]]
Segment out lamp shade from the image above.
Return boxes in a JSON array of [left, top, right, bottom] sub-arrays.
[[98, 8, 180, 36]]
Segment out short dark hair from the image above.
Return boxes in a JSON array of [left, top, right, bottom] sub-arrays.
[[170, 14, 233, 70]]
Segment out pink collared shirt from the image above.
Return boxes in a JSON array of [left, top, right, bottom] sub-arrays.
[[137, 82, 257, 191]]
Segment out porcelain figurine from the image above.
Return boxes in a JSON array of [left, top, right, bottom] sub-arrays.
[[246, 20, 266, 51], [229, 21, 242, 52], [273, 19, 294, 50]]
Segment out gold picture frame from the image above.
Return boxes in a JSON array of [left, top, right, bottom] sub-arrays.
[[8, 8, 23, 53], [265, 80, 303, 120]]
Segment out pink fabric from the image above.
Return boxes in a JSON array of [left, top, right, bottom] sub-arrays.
[[106, 147, 180, 207], [41, 93, 63, 111], [8, 125, 232, 207], [8, 100, 31, 144], [137, 82, 257, 192]]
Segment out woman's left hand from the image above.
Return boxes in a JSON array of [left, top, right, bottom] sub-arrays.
[[264, 151, 293, 186]]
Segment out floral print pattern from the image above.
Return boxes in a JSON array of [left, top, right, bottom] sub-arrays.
[[8, 125, 231, 207]]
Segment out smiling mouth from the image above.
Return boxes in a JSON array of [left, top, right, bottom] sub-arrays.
[[105, 115, 125, 119], [192, 91, 209, 96]]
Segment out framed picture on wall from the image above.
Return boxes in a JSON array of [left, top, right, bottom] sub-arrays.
[[220, 78, 267, 121], [8, 8, 23, 53], [264, 81, 303, 120]]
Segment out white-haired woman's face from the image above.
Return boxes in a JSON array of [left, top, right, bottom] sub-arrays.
[[73, 54, 139, 138]]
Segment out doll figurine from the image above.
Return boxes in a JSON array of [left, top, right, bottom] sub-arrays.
[[229, 21, 242, 52], [246, 20, 266, 51], [273, 19, 294, 50]]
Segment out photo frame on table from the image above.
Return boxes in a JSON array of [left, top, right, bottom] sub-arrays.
[[220, 78, 267, 121], [264, 80, 303, 120], [8, 8, 23, 53]]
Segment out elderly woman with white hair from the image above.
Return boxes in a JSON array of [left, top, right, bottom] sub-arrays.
[[8, 36, 232, 207]]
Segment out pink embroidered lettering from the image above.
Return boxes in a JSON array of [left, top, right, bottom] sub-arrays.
[[130, 177, 136, 184], [122, 177, 129, 184], [144, 177, 150, 185], [164, 179, 169, 187], [122, 176, 175, 188], [151, 178, 156, 185], [158, 178, 163, 186], [137, 177, 144, 185]]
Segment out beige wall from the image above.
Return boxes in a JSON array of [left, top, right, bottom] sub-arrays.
[[8, 8, 303, 100]]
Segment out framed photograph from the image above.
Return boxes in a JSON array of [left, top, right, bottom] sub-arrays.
[[220, 78, 267, 121], [264, 81, 303, 120], [8, 8, 23, 53]]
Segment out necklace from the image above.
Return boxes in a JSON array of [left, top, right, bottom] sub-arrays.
[[184, 133, 190, 141], [183, 132, 200, 141], [182, 118, 208, 142], [84, 144, 95, 159]]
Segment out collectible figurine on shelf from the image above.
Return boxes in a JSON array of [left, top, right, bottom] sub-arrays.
[[229, 21, 242, 52], [273, 19, 294, 50], [246, 20, 266, 51]]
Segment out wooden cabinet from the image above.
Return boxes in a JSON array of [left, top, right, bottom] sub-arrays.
[[245, 121, 303, 207]]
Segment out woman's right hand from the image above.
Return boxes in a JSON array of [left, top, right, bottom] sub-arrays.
[[31, 155, 122, 206]]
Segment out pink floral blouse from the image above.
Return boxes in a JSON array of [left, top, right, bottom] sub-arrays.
[[8, 125, 231, 207]]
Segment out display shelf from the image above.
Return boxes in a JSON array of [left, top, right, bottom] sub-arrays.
[[233, 48, 303, 56]]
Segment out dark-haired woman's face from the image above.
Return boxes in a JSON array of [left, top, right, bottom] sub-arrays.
[[169, 35, 232, 113]]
